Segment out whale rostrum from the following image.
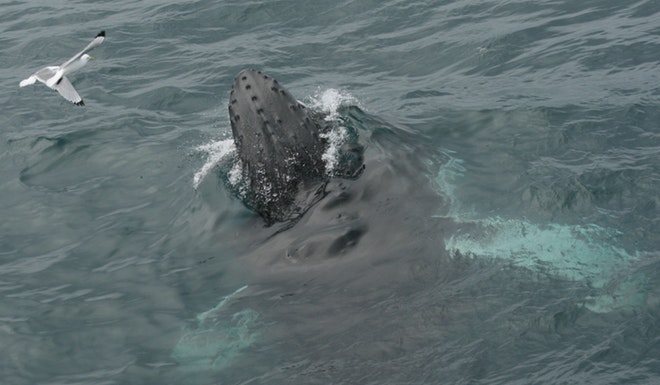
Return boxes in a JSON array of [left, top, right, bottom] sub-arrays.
[[229, 69, 329, 224]]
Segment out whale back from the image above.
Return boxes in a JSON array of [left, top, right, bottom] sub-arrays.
[[229, 69, 327, 224]]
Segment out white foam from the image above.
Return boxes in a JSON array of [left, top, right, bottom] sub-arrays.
[[192, 139, 236, 190], [319, 127, 347, 174], [307, 88, 360, 174], [308, 88, 359, 122], [227, 159, 243, 188]]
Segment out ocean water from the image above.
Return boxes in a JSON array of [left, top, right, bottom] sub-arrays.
[[1, 0, 659, 384]]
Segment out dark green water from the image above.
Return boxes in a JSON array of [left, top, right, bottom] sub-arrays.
[[1, 1, 659, 384]]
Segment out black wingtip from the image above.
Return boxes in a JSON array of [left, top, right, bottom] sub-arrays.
[[75, 100, 85, 106], [97, 30, 105, 37]]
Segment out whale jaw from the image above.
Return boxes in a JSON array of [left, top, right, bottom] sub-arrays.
[[229, 69, 327, 224]]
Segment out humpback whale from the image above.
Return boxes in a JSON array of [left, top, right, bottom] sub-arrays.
[[174, 79, 648, 381], [229, 69, 361, 224], [223, 70, 644, 315]]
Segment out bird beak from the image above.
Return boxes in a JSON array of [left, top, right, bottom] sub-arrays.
[[89, 56, 95, 61]]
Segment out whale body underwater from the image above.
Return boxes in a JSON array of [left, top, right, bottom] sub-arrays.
[[222, 69, 645, 313], [170, 69, 649, 379]]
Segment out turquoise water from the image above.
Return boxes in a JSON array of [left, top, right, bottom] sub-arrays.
[[1, 0, 659, 383]]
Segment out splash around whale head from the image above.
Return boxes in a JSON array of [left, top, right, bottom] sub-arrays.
[[228, 69, 362, 225]]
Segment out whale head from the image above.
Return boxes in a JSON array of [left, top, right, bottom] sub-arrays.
[[229, 69, 328, 224]]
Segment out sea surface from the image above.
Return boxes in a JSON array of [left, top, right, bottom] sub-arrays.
[[1, 0, 659, 384]]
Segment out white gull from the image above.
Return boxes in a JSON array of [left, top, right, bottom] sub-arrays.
[[19, 30, 105, 106]]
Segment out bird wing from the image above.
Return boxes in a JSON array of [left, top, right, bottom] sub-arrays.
[[53, 76, 84, 106], [60, 30, 105, 69]]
